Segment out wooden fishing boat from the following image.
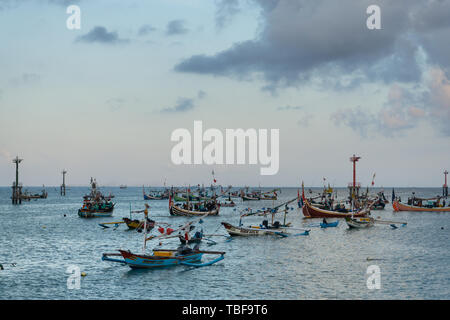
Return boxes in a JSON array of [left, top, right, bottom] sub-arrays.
[[102, 248, 225, 269], [78, 178, 115, 218], [123, 217, 155, 231], [20, 187, 48, 200], [170, 202, 219, 217], [302, 198, 370, 218], [222, 197, 308, 237], [144, 193, 167, 200], [302, 197, 369, 218], [241, 194, 260, 201], [345, 216, 375, 228], [78, 199, 114, 218], [393, 200, 450, 212], [219, 201, 236, 207], [221, 222, 305, 237], [260, 195, 277, 200], [143, 187, 169, 200]]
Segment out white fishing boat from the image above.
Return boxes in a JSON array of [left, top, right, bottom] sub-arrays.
[[345, 216, 375, 228]]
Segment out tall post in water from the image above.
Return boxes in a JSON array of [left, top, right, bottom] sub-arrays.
[[349, 154, 361, 202], [61, 170, 67, 196], [11, 156, 23, 204], [444, 170, 448, 198]]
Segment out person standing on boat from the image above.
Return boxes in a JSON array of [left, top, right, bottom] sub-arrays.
[[184, 231, 191, 242]]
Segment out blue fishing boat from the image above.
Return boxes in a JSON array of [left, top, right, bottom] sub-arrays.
[[320, 221, 339, 228], [102, 248, 225, 269]]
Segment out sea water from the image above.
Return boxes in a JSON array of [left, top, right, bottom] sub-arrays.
[[0, 186, 449, 299]]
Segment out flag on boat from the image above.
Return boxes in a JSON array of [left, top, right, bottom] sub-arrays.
[[371, 173, 376, 186], [158, 227, 174, 235]]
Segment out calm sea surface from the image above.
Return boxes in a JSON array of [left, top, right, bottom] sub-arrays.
[[0, 186, 449, 300]]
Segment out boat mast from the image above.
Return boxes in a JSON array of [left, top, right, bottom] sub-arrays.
[[142, 204, 149, 252]]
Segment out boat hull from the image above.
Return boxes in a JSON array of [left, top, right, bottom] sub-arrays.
[[123, 218, 154, 231], [345, 217, 375, 228], [78, 209, 113, 218], [170, 204, 219, 217], [261, 196, 277, 200], [118, 250, 203, 269], [302, 198, 368, 218], [144, 195, 167, 200], [221, 222, 289, 237], [241, 195, 260, 201], [393, 200, 450, 212]]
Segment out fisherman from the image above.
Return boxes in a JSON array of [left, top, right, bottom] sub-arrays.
[[323, 218, 328, 224]]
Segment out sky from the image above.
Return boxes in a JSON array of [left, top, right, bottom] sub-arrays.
[[0, 0, 449, 188]]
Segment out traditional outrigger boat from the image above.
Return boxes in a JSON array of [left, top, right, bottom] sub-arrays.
[[169, 191, 220, 217], [302, 196, 369, 218], [99, 204, 157, 231], [222, 197, 309, 237], [103, 248, 225, 269], [392, 192, 450, 212], [20, 186, 48, 200], [393, 200, 450, 212], [345, 216, 407, 229], [345, 216, 375, 228], [102, 208, 225, 269], [78, 200, 114, 218], [241, 194, 260, 201], [143, 186, 169, 200], [219, 200, 236, 207]]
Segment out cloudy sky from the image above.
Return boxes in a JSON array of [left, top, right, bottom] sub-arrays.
[[0, 0, 449, 187]]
